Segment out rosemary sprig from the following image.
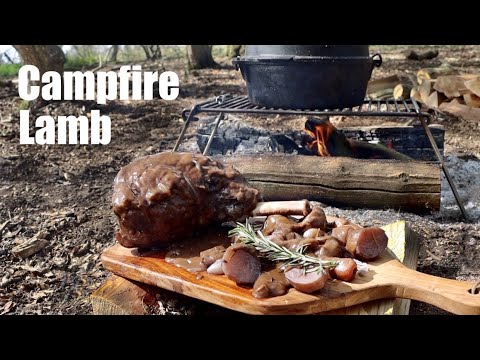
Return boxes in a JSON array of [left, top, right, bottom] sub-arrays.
[[228, 222, 338, 274]]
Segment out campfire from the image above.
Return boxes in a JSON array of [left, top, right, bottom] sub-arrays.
[[304, 118, 337, 157], [175, 113, 443, 215], [191, 116, 425, 161], [303, 118, 411, 160]]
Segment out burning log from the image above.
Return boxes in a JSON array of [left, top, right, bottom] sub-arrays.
[[304, 118, 412, 161], [218, 155, 440, 214]]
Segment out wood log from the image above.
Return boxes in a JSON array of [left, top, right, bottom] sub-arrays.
[[387, 221, 420, 315], [367, 75, 413, 100], [406, 49, 438, 61], [339, 125, 444, 162], [410, 87, 422, 103], [416, 69, 431, 85], [463, 93, 480, 108], [433, 75, 470, 98], [439, 99, 480, 122], [91, 275, 160, 315], [367, 75, 400, 96], [424, 91, 447, 109], [464, 77, 480, 97], [218, 155, 440, 213], [419, 79, 436, 103], [416, 64, 456, 85], [394, 84, 413, 100]]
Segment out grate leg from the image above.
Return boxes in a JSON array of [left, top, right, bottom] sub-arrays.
[[419, 115, 469, 222], [202, 113, 224, 156], [172, 107, 198, 152]]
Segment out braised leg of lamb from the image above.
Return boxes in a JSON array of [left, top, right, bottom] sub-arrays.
[[112, 152, 260, 248]]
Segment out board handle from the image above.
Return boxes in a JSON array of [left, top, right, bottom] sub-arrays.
[[390, 265, 480, 315]]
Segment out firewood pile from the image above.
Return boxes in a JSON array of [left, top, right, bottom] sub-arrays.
[[367, 65, 480, 122], [412, 71, 480, 110]]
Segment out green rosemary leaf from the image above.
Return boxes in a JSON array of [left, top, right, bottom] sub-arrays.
[[228, 222, 338, 273]]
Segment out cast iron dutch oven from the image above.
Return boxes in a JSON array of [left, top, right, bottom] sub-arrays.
[[233, 45, 382, 109]]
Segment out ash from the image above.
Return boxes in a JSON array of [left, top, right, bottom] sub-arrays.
[[440, 155, 480, 222], [177, 116, 312, 155]]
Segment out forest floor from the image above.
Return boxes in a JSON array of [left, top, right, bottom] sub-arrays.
[[0, 45, 479, 315]]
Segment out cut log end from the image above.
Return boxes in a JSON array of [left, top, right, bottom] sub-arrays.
[[464, 78, 480, 98], [90, 275, 159, 315], [394, 84, 413, 100], [463, 93, 480, 108], [425, 91, 447, 109]]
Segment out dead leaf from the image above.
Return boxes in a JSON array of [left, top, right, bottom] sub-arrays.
[[31, 290, 54, 300], [1, 301, 14, 314]]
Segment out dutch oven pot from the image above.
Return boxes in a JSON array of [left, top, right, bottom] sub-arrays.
[[233, 45, 382, 110]]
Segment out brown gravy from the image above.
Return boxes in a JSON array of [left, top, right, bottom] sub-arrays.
[[165, 227, 231, 273]]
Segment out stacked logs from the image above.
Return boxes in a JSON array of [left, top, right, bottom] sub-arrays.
[[366, 66, 480, 121]]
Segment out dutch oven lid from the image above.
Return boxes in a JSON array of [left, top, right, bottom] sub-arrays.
[[245, 45, 370, 58]]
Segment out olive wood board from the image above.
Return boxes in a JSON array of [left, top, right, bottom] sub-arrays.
[[101, 232, 480, 316]]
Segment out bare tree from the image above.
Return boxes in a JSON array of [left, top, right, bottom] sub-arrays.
[[141, 45, 162, 61], [13, 45, 65, 108], [108, 45, 120, 63], [187, 45, 217, 69], [14, 45, 65, 75]]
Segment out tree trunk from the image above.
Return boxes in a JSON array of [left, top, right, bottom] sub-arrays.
[[13, 45, 65, 109], [227, 45, 245, 58], [141, 45, 162, 61], [108, 45, 120, 62], [14, 45, 65, 75], [187, 45, 217, 69]]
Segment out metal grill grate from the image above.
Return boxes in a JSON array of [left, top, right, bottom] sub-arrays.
[[181, 94, 430, 120]]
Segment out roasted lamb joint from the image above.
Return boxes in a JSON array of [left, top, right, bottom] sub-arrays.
[[112, 152, 260, 248]]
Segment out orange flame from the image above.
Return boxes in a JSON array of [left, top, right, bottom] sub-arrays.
[[304, 123, 334, 156]]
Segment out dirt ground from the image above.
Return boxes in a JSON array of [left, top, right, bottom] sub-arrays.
[[1, 45, 479, 315]]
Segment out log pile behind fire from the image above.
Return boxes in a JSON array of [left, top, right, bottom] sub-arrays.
[[367, 68, 480, 121]]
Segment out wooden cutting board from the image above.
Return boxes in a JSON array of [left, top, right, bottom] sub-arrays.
[[101, 230, 480, 315]]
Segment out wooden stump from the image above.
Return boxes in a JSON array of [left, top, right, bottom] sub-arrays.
[[324, 220, 419, 315], [91, 276, 161, 315]]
